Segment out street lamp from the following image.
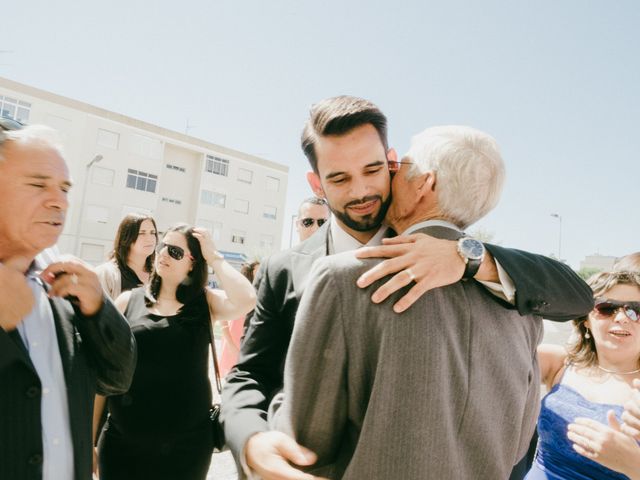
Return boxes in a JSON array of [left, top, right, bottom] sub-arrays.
[[73, 154, 103, 256], [550, 213, 562, 261]]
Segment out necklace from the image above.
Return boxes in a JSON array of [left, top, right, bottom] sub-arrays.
[[597, 365, 640, 375]]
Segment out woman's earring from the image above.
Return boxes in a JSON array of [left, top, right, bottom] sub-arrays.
[[584, 328, 591, 339]]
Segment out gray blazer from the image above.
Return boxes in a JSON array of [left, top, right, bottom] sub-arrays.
[[271, 226, 543, 480]]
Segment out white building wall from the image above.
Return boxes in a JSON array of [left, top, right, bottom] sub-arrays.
[[0, 76, 287, 266]]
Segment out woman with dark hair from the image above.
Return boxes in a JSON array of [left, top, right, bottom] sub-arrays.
[[526, 271, 640, 479], [95, 225, 256, 480], [219, 260, 260, 377], [95, 213, 157, 299], [92, 213, 158, 470]]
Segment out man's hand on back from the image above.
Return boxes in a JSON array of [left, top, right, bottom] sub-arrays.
[[355, 233, 465, 313], [245, 431, 327, 480]]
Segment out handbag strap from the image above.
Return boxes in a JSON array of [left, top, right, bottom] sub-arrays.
[[207, 319, 222, 395]]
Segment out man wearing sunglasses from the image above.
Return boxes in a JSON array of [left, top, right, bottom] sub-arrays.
[[295, 197, 330, 242], [0, 123, 136, 480], [222, 96, 593, 480]]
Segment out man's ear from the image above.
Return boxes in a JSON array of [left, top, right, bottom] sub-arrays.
[[422, 171, 437, 192], [386, 148, 398, 163], [306, 171, 325, 198], [415, 171, 437, 200]]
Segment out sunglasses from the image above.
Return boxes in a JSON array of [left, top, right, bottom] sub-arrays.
[[0, 117, 24, 132], [0, 116, 24, 145], [387, 160, 414, 173], [299, 217, 328, 228], [157, 242, 192, 261], [593, 297, 640, 322]]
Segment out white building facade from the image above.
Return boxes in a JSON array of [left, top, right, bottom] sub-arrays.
[[0, 76, 288, 267]]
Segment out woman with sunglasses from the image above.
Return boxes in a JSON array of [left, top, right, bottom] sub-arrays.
[[526, 271, 640, 479], [95, 224, 256, 480]]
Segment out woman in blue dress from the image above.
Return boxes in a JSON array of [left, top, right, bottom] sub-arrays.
[[527, 271, 640, 479]]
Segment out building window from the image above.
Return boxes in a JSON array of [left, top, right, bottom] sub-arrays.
[[161, 197, 182, 205], [266, 176, 280, 192], [80, 243, 105, 263], [85, 205, 109, 224], [212, 221, 223, 241], [97, 129, 120, 149], [263, 205, 277, 220], [131, 133, 162, 159], [166, 163, 186, 172], [234, 199, 249, 214], [232, 230, 246, 245], [238, 168, 253, 184], [201, 189, 226, 208], [91, 166, 115, 186], [205, 155, 229, 176], [121, 205, 153, 219], [197, 219, 222, 241], [0, 95, 31, 123], [260, 234, 274, 250], [126, 169, 157, 193]]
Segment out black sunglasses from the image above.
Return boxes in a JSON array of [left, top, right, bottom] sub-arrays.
[[300, 217, 327, 228], [593, 297, 640, 322], [0, 116, 24, 132], [157, 242, 191, 261]]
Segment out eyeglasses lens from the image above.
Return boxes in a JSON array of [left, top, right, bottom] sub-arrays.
[[158, 242, 185, 260], [300, 218, 328, 228], [594, 300, 640, 322]]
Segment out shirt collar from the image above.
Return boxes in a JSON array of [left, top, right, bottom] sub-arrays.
[[329, 217, 388, 254], [401, 219, 462, 236]]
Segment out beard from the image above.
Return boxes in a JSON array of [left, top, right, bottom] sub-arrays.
[[329, 194, 392, 232]]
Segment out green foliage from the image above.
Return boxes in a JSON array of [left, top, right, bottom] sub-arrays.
[[577, 267, 602, 280]]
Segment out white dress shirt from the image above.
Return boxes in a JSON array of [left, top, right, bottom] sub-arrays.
[[16, 267, 74, 480]]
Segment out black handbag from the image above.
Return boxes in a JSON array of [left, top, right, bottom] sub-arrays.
[[207, 319, 226, 452]]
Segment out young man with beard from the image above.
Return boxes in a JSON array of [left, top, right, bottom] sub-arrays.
[[221, 96, 592, 480]]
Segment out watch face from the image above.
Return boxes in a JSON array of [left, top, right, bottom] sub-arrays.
[[461, 238, 484, 260]]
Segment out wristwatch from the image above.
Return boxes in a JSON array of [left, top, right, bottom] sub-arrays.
[[457, 237, 485, 279]]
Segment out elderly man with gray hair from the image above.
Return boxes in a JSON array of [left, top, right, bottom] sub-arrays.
[[0, 124, 136, 480], [270, 126, 545, 479]]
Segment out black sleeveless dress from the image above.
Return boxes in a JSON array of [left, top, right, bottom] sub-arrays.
[[98, 288, 213, 480]]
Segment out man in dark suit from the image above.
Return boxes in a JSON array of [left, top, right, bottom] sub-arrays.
[[221, 96, 592, 479], [0, 125, 136, 480]]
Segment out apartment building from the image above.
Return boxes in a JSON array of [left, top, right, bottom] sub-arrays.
[[0, 76, 288, 268]]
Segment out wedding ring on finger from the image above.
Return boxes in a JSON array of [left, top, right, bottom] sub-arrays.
[[406, 269, 416, 282], [70, 273, 79, 286]]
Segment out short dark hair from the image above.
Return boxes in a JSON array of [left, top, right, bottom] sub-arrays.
[[111, 213, 157, 274], [240, 261, 260, 285], [148, 224, 209, 307], [301, 96, 388, 173], [299, 196, 327, 210]]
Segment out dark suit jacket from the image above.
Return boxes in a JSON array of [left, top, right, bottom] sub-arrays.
[[221, 224, 593, 474], [0, 295, 136, 480]]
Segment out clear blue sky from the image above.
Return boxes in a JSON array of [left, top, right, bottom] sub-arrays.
[[3, 0, 639, 268]]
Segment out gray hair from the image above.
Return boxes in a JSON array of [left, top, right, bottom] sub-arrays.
[[298, 196, 328, 212], [0, 125, 64, 162], [403, 126, 505, 229]]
